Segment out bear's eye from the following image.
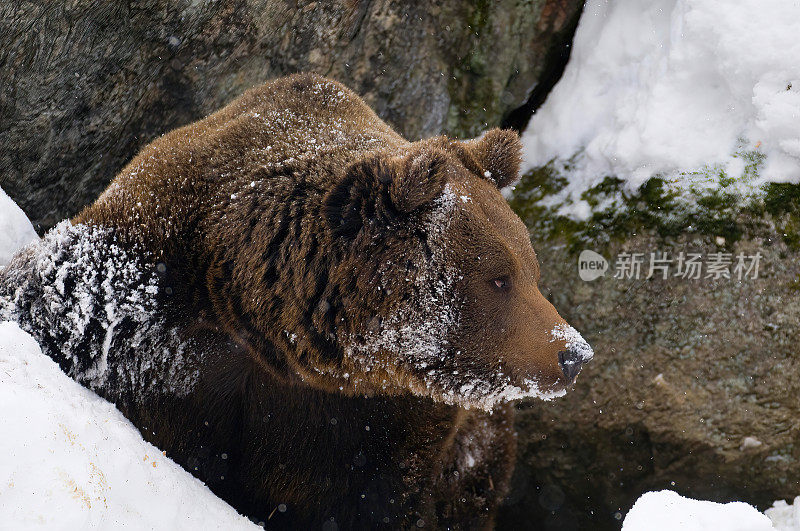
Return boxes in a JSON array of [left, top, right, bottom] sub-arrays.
[[491, 276, 512, 292]]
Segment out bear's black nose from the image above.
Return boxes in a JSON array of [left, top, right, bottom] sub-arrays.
[[558, 348, 585, 384]]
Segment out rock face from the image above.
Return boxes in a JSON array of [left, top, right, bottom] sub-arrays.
[[496, 177, 800, 529], [0, 0, 582, 231]]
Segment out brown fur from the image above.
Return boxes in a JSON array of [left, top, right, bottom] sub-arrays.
[[9, 73, 585, 528]]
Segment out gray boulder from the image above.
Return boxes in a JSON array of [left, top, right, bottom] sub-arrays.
[[0, 0, 583, 230]]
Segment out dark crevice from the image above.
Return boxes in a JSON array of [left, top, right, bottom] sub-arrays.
[[501, 2, 585, 133]]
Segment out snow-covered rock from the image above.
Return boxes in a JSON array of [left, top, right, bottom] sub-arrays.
[[0, 321, 257, 530], [522, 0, 800, 214], [0, 187, 38, 267], [622, 491, 776, 531]]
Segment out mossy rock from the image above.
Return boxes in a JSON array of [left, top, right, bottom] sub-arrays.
[[498, 165, 800, 530], [509, 156, 800, 254]]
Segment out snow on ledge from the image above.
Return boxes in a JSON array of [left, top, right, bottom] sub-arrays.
[[522, 0, 800, 212], [622, 490, 800, 531], [0, 321, 257, 530]]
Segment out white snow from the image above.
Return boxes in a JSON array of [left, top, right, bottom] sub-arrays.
[[766, 497, 800, 531], [622, 491, 776, 531], [623, 491, 800, 531], [550, 323, 594, 362], [0, 187, 38, 267], [0, 321, 257, 530], [740, 436, 764, 451], [522, 0, 800, 217]]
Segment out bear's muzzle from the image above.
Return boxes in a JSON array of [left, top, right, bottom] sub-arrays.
[[558, 347, 587, 384]]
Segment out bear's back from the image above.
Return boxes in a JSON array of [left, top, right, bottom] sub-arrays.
[[74, 73, 407, 254]]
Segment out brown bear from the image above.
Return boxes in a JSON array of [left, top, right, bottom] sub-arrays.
[[0, 73, 592, 529]]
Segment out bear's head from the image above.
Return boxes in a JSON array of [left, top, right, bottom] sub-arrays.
[[316, 128, 593, 410]]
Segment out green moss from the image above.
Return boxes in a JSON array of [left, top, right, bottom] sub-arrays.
[[764, 182, 800, 216], [508, 153, 800, 254], [758, 180, 800, 249]]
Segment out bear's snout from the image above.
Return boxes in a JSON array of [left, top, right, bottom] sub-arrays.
[[550, 323, 594, 386], [558, 347, 586, 384]]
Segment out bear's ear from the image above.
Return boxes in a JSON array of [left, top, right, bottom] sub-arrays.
[[466, 128, 522, 189], [390, 147, 448, 213], [323, 147, 448, 237]]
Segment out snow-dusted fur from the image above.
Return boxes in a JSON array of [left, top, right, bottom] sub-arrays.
[[340, 184, 463, 393], [0, 222, 198, 410]]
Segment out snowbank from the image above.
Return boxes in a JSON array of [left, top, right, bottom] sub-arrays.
[[0, 187, 38, 267], [522, 0, 800, 212], [0, 321, 257, 530], [622, 491, 776, 531]]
